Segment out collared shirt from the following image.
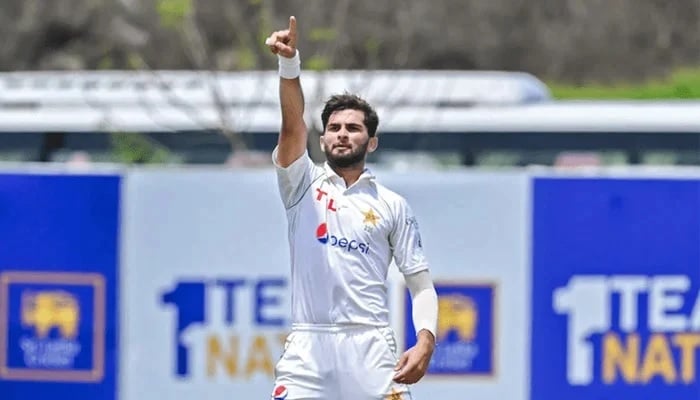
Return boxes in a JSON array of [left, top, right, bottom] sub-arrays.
[[272, 147, 429, 326]]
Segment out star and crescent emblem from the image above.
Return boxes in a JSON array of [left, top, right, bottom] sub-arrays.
[[362, 208, 380, 227]]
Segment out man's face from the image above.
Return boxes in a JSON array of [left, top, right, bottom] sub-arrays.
[[321, 109, 374, 168]]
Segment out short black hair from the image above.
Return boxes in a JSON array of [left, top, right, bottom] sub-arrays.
[[320, 92, 379, 137]]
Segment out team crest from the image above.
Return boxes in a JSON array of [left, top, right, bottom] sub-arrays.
[[385, 388, 406, 400], [362, 208, 380, 232], [363, 208, 380, 226], [0, 271, 107, 383], [404, 282, 496, 376], [272, 384, 288, 400]]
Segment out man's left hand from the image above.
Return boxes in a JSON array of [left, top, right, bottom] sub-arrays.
[[393, 329, 435, 384]]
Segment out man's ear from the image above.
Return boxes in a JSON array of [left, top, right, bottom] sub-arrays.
[[319, 136, 326, 152], [368, 136, 378, 153]]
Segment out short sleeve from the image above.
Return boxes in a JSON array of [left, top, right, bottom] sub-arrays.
[[272, 146, 316, 209], [389, 198, 430, 275]]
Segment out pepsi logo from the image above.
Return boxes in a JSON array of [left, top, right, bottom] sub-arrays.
[[314, 223, 370, 254], [272, 384, 288, 400], [316, 223, 329, 244]]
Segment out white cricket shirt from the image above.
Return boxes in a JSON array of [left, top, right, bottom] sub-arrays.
[[273, 147, 429, 327]]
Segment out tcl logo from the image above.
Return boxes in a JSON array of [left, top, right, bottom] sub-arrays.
[[315, 188, 337, 212]]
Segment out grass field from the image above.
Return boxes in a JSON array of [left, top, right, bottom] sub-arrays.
[[548, 67, 700, 100]]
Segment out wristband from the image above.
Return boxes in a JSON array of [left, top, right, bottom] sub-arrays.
[[278, 50, 301, 79]]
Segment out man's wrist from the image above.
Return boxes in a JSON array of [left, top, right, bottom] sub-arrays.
[[278, 49, 300, 79], [416, 329, 436, 347]]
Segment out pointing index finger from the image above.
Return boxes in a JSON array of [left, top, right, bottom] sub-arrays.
[[288, 16, 297, 39]]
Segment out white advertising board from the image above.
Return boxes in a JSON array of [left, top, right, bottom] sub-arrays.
[[381, 171, 531, 400], [119, 167, 530, 400]]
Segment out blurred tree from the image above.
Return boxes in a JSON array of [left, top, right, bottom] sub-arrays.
[[2, 0, 700, 84], [149, 0, 248, 155], [111, 132, 172, 164]]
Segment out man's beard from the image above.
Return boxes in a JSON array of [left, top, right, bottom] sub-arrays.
[[324, 140, 369, 169]]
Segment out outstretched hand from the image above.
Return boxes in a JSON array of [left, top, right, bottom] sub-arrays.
[[265, 16, 298, 58], [393, 330, 435, 385]]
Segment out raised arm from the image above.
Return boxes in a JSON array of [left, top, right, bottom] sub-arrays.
[[265, 16, 308, 168]]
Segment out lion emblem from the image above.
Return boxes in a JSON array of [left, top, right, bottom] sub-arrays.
[[437, 294, 477, 341], [21, 290, 80, 339]]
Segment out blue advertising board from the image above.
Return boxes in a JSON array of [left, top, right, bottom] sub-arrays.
[[404, 281, 496, 377], [0, 173, 120, 400], [531, 177, 700, 400]]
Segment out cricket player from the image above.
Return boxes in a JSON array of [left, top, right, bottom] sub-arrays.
[[265, 16, 439, 400]]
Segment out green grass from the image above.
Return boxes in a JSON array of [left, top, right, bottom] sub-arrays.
[[547, 67, 700, 100]]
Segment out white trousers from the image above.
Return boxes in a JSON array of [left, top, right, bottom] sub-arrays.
[[271, 324, 412, 400]]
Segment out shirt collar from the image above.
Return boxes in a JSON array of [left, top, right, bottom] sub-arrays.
[[323, 162, 376, 186]]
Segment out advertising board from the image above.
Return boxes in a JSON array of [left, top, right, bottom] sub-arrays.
[[121, 168, 530, 400], [531, 177, 700, 400], [0, 172, 121, 400]]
